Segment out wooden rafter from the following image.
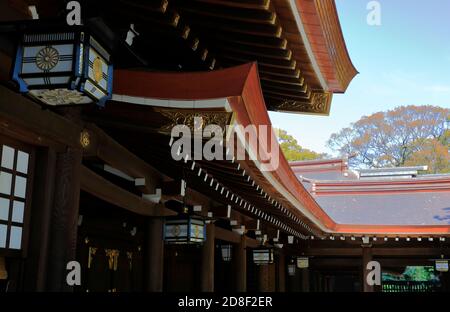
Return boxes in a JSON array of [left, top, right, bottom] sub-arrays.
[[80, 165, 175, 217]]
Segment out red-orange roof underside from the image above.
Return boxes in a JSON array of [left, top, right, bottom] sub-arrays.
[[113, 64, 449, 236]]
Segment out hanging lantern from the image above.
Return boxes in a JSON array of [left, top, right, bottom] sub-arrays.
[[221, 244, 232, 262], [164, 215, 206, 244], [253, 248, 273, 265], [297, 257, 309, 269], [288, 260, 296, 276], [12, 26, 113, 107], [435, 259, 449, 272]]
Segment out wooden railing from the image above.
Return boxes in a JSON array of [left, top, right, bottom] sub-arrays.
[[382, 281, 439, 292]]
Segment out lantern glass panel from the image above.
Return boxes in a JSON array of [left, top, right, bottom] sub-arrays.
[[288, 264, 296, 276], [189, 218, 205, 243], [436, 260, 449, 272], [221, 245, 232, 262], [297, 257, 309, 269], [164, 216, 205, 244], [253, 249, 273, 265]]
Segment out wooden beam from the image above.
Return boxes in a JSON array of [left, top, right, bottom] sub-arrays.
[[161, 186, 213, 217], [243, 218, 259, 230], [83, 123, 161, 194], [174, 4, 276, 26], [304, 248, 363, 257], [214, 226, 259, 248], [0, 86, 81, 148], [304, 247, 450, 257], [215, 226, 240, 244], [4, 0, 32, 19], [306, 257, 438, 269], [212, 205, 230, 219], [210, 39, 292, 60], [80, 165, 175, 217], [379, 258, 434, 267], [373, 248, 450, 257], [118, 0, 169, 13], [162, 180, 184, 196], [191, 0, 271, 11], [246, 236, 260, 249], [200, 30, 287, 49], [178, 13, 281, 37]]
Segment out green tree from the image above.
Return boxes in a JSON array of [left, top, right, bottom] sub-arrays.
[[403, 266, 438, 282], [276, 129, 327, 161], [327, 105, 450, 172]]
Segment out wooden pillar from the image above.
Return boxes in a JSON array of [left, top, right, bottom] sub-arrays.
[[258, 264, 270, 292], [317, 272, 323, 291], [23, 148, 56, 291], [362, 246, 374, 292], [441, 272, 450, 292], [146, 217, 164, 292], [234, 235, 246, 291], [277, 253, 286, 292], [201, 223, 215, 292], [301, 268, 310, 292], [46, 146, 82, 291]]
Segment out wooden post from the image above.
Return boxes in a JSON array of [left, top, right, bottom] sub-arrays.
[[362, 246, 374, 292], [258, 264, 270, 292], [201, 223, 215, 291], [146, 218, 164, 292], [277, 253, 286, 292], [23, 148, 56, 291], [46, 146, 82, 291], [234, 235, 246, 291], [301, 268, 310, 292]]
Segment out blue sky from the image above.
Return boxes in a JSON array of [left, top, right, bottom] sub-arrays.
[[269, 0, 450, 154]]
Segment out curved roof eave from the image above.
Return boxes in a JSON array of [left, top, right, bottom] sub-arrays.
[[112, 64, 450, 237], [286, 0, 359, 92]]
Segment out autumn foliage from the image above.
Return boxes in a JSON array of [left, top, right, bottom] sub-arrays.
[[327, 105, 450, 173]]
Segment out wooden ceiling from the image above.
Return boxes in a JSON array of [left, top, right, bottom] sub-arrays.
[[82, 101, 320, 238], [7, 0, 357, 114]]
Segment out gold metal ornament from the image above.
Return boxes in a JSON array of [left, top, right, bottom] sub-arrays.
[[157, 109, 232, 134], [36, 46, 59, 71], [193, 224, 200, 239], [80, 130, 91, 148], [35, 89, 86, 105], [92, 56, 103, 83], [105, 249, 120, 271], [88, 247, 97, 269], [172, 225, 181, 237]]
